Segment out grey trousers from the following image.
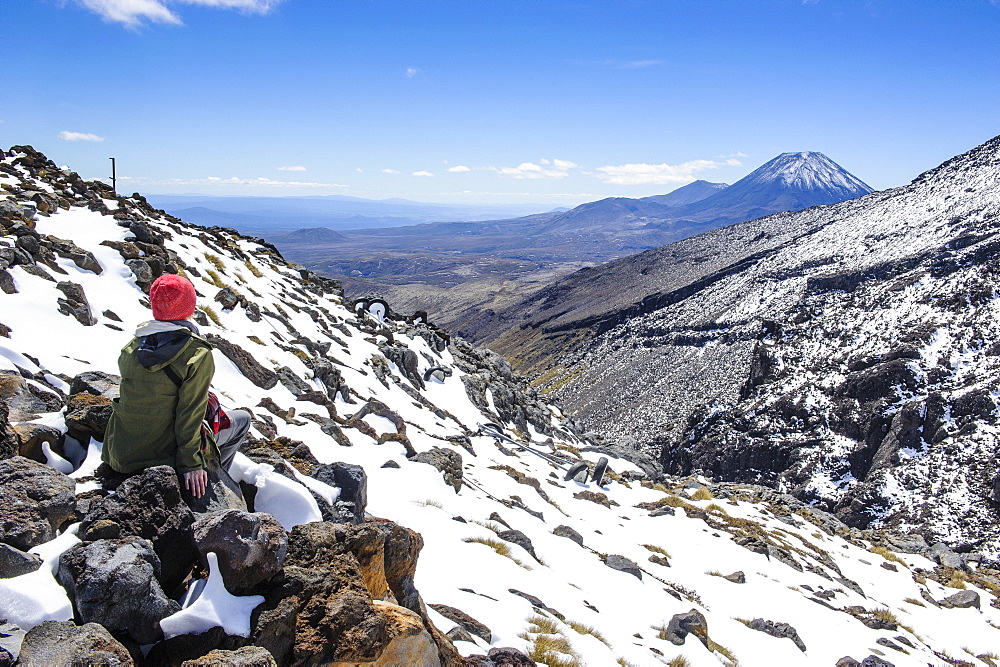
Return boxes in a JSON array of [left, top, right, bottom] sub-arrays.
[[216, 409, 251, 471]]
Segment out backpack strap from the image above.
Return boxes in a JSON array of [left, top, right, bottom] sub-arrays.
[[163, 365, 183, 388]]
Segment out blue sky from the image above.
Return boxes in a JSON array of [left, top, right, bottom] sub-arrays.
[[3, 0, 998, 205]]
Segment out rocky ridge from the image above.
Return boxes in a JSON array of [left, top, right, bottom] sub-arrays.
[[0, 145, 998, 665]]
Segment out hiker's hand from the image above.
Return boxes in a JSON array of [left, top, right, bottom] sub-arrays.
[[184, 469, 208, 498]]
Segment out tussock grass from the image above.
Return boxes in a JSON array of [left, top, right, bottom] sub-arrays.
[[244, 260, 264, 278], [566, 620, 609, 647], [870, 546, 908, 567], [946, 570, 969, 589], [517, 615, 581, 667], [642, 544, 671, 558], [470, 519, 505, 534], [665, 658, 691, 667], [903, 597, 926, 607], [463, 536, 530, 569], [203, 252, 225, 271], [706, 570, 724, 578], [247, 335, 265, 345], [200, 305, 222, 327], [708, 638, 738, 664], [690, 487, 714, 501], [413, 498, 443, 509], [204, 269, 226, 289]]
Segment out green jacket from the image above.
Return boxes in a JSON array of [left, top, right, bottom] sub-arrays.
[[102, 323, 219, 475]]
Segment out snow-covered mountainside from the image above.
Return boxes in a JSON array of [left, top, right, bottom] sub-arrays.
[[1, 145, 999, 665], [487, 136, 1000, 564]]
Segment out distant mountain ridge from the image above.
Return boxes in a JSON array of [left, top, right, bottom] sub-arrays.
[[640, 179, 729, 207]]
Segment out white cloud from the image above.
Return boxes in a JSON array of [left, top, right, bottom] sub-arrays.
[[59, 131, 105, 142], [277, 165, 306, 171], [405, 68, 419, 78], [75, 0, 285, 27], [447, 165, 471, 173], [119, 175, 345, 189], [492, 159, 578, 180], [412, 170, 434, 177], [381, 168, 400, 174], [592, 158, 741, 185]]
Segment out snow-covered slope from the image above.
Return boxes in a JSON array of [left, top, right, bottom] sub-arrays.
[[1, 145, 999, 665]]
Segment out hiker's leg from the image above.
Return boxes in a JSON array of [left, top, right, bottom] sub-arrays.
[[216, 409, 251, 472]]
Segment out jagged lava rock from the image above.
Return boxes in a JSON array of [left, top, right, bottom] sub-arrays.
[[16, 620, 131, 666], [192, 509, 287, 595], [57, 537, 179, 644], [80, 465, 197, 591], [0, 456, 75, 551]]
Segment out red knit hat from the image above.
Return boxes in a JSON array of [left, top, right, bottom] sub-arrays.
[[150, 274, 197, 321]]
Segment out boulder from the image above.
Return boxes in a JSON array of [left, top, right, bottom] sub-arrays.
[[55, 281, 97, 326], [552, 525, 584, 546], [192, 510, 287, 595], [661, 609, 708, 646], [412, 447, 463, 492], [941, 589, 980, 609], [182, 461, 248, 516], [723, 571, 746, 584], [0, 371, 64, 422], [214, 287, 240, 311], [69, 371, 120, 399], [370, 600, 440, 665], [497, 530, 538, 561], [929, 542, 966, 570], [16, 620, 131, 666], [747, 618, 807, 652], [0, 622, 25, 665], [205, 335, 278, 390], [126, 258, 153, 288], [428, 604, 493, 643], [604, 554, 642, 579], [180, 645, 277, 666], [0, 456, 76, 551], [63, 393, 113, 443], [0, 542, 43, 578], [251, 520, 459, 666], [11, 423, 61, 464], [57, 537, 180, 644], [79, 465, 197, 591], [311, 462, 367, 524]]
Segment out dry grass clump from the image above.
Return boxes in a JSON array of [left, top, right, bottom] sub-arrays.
[[517, 615, 581, 667], [903, 597, 926, 607], [247, 335, 265, 345], [869, 545, 908, 566], [690, 487, 714, 501], [470, 519, 504, 534], [665, 658, 691, 667], [463, 536, 530, 569], [203, 269, 226, 289], [244, 260, 264, 278], [642, 544, 671, 558], [199, 305, 222, 327], [945, 570, 968, 589], [566, 620, 609, 646], [203, 252, 226, 271], [413, 498, 443, 509]]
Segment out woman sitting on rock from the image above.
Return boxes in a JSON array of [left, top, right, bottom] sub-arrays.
[[101, 274, 249, 498]]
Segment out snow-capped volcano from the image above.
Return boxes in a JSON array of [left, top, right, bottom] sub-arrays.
[[677, 151, 874, 221]]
